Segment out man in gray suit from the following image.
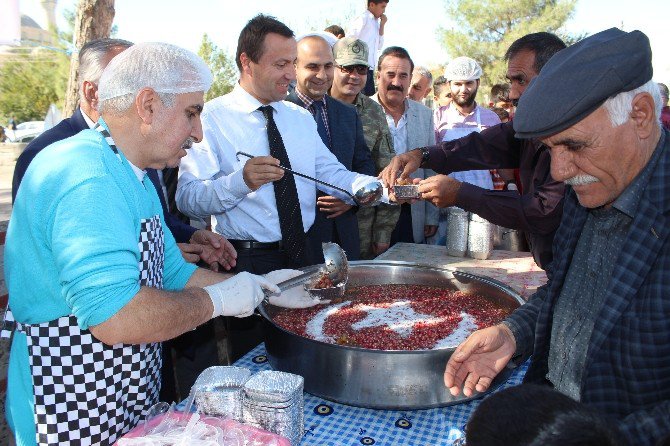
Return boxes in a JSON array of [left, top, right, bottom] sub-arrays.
[[373, 46, 438, 244], [286, 34, 376, 263]]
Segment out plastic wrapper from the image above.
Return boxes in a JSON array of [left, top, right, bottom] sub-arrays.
[[115, 403, 291, 446], [242, 371, 304, 445]]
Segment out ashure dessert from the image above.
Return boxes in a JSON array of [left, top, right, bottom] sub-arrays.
[[395, 177, 413, 185], [272, 284, 513, 350]]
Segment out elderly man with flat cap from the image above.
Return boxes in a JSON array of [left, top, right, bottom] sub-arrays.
[[444, 28, 670, 444]]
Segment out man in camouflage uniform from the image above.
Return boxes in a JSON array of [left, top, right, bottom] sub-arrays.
[[330, 37, 400, 259]]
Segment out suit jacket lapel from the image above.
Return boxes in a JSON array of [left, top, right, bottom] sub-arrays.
[[405, 100, 420, 148], [325, 96, 341, 158]]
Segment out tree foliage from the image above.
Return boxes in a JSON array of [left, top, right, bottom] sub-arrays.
[[0, 51, 69, 123], [439, 0, 577, 87], [63, 0, 115, 117], [198, 34, 238, 102]]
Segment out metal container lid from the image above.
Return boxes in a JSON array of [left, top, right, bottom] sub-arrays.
[[243, 370, 304, 405]]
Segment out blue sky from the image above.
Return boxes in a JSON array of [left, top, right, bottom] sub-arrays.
[[20, 0, 670, 82]]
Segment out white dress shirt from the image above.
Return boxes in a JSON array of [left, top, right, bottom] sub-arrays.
[[348, 10, 384, 67], [385, 108, 409, 156], [177, 84, 378, 242]]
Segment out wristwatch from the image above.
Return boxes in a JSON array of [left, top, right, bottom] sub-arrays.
[[418, 147, 430, 167]]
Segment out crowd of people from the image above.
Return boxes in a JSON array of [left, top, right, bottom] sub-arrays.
[[3, 0, 670, 444]]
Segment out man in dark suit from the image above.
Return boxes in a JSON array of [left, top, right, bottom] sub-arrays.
[[444, 29, 670, 445], [286, 34, 375, 263], [10, 38, 237, 401]]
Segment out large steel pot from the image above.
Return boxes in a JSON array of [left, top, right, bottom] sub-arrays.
[[258, 261, 524, 409]]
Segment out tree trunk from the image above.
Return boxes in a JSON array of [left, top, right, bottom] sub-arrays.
[[63, 0, 115, 117]]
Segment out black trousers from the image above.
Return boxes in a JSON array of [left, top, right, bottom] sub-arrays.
[[390, 203, 414, 245], [225, 247, 295, 363], [160, 320, 218, 403]]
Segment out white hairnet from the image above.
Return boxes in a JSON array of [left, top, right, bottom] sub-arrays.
[[98, 42, 213, 102], [444, 56, 483, 82]]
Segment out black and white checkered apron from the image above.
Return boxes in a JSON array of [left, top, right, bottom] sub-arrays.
[[16, 215, 166, 445]]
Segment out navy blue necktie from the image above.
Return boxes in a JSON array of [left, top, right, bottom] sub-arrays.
[[259, 105, 306, 264], [313, 100, 331, 149]]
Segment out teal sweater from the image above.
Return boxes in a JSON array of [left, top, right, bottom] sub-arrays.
[[4, 126, 197, 444]]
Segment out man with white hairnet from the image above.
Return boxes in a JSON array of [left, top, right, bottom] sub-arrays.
[[3, 42, 308, 445], [427, 57, 500, 245]]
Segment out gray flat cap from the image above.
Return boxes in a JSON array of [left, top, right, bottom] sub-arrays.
[[514, 28, 653, 139]]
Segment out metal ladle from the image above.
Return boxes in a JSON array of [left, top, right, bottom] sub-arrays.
[[265, 243, 349, 302], [236, 152, 382, 207]]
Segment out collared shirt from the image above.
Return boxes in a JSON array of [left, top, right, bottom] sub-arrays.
[[81, 109, 96, 129], [434, 103, 500, 190], [547, 138, 664, 399], [433, 103, 501, 142], [294, 88, 331, 142], [176, 84, 379, 242], [347, 10, 384, 67], [383, 102, 409, 155]]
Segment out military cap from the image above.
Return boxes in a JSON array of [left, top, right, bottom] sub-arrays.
[[333, 37, 370, 67], [514, 28, 653, 139]]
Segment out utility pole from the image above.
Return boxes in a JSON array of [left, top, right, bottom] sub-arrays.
[[63, 0, 115, 117]]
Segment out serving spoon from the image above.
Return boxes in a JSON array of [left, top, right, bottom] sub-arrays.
[[265, 243, 349, 302], [236, 152, 382, 207]]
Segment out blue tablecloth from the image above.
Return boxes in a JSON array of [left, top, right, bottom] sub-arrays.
[[234, 343, 528, 446]]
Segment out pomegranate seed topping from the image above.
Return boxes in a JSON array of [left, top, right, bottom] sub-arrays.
[[271, 285, 513, 350]]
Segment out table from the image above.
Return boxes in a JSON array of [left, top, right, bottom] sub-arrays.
[[376, 243, 547, 300], [234, 246, 544, 445], [234, 343, 528, 446]]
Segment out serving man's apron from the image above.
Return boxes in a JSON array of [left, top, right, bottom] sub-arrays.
[[15, 127, 164, 445], [429, 107, 493, 245]]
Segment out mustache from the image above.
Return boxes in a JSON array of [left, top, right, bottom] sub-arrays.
[[387, 84, 404, 92], [565, 174, 599, 186], [181, 138, 195, 150]]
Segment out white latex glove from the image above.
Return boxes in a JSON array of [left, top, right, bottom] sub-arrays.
[[263, 269, 327, 309], [204, 272, 280, 318]]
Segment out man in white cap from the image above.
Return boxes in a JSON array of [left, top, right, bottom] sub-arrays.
[[427, 56, 500, 244], [4, 42, 307, 445]]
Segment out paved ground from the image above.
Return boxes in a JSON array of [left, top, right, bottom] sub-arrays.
[[0, 143, 21, 222]]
